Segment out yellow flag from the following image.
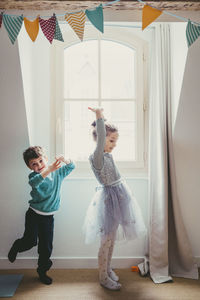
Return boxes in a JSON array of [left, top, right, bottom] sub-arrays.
[[142, 5, 162, 30], [24, 17, 39, 42], [65, 11, 86, 41]]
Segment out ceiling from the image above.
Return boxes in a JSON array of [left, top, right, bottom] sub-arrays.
[[1, 1, 200, 22]]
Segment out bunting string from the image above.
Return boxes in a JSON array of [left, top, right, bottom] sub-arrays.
[[0, 0, 200, 47]]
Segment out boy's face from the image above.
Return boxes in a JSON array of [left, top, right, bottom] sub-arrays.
[[28, 156, 48, 173], [104, 132, 119, 153]]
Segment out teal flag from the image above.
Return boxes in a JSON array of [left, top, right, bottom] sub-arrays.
[[3, 14, 23, 44], [86, 4, 104, 33], [186, 20, 200, 47], [54, 16, 64, 42]]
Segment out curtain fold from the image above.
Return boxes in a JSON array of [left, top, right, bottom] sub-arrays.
[[138, 23, 198, 283]]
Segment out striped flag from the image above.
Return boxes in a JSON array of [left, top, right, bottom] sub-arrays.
[[24, 17, 39, 42], [54, 16, 64, 42], [186, 20, 200, 47], [65, 11, 86, 41], [86, 4, 104, 33], [0, 12, 3, 28], [3, 14, 23, 44], [39, 14, 56, 44]]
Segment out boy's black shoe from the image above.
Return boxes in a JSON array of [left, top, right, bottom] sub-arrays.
[[37, 271, 52, 285], [8, 240, 20, 263]]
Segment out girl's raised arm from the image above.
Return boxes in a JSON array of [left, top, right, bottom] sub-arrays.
[[88, 107, 106, 170]]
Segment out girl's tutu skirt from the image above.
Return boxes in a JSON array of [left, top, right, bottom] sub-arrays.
[[83, 180, 146, 244]]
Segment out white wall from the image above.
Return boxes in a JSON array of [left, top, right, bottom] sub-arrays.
[[171, 23, 200, 260], [0, 25, 30, 263], [173, 37, 200, 259], [171, 23, 188, 128], [0, 23, 148, 269], [18, 24, 51, 154]]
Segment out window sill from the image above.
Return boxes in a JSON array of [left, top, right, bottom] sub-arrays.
[[64, 167, 148, 181]]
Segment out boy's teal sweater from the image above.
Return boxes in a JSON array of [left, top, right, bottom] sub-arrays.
[[28, 163, 75, 213]]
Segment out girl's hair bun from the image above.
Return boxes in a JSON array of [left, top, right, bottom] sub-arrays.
[[91, 118, 107, 127], [91, 118, 117, 141], [91, 121, 96, 127]]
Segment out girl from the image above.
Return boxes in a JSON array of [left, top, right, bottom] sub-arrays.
[[83, 107, 146, 290]]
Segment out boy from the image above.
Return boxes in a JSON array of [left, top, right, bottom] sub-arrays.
[[8, 146, 75, 285]]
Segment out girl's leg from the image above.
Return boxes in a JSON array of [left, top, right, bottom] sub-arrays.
[[107, 228, 119, 281], [98, 233, 121, 290]]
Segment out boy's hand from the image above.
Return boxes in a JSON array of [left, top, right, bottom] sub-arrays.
[[56, 155, 72, 165], [48, 159, 61, 172], [40, 159, 61, 178]]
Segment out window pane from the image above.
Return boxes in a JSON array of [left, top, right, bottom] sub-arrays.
[[101, 41, 135, 99], [64, 41, 98, 99], [101, 101, 136, 161], [64, 101, 98, 161], [64, 101, 136, 162]]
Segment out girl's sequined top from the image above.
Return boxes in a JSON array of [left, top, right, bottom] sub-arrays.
[[89, 118, 121, 186]]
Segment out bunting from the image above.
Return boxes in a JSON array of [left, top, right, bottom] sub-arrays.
[[24, 17, 39, 42], [142, 5, 162, 30], [65, 11, 86, 41], [39, 14, 56, 43], [86, 4, 104, 33], [186, 20, 200, 47], [3, 14, 23, 44], [0, 0, 200, 47], [54, 16, 64, 42]]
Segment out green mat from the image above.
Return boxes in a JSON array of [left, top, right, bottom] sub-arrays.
[[0, 274, 23, 298]]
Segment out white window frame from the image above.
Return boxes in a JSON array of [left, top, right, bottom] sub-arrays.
[[51, 25, 148, 177]]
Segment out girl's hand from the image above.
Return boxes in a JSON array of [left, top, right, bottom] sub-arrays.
[[88, 107, 104, 119], [88, 107, 103, 113]]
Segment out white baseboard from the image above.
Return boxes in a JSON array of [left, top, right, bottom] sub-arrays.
[[0, 257, 144, 269], [1, 256, 199, 270]]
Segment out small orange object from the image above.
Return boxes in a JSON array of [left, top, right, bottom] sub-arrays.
[[131, 266, 139, 272]]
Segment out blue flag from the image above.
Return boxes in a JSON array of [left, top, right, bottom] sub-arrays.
[[186, 20, 200, 47], [54, 16, 64, 42], [86, 4, 104, 33], [3, 14, 23, 44]]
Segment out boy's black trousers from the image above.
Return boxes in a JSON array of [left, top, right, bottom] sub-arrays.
[[14, 208, 54, 273]]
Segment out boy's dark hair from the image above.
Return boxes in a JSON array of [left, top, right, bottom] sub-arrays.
[[91, 120, 118, 141], [23, 146, 46, 167]]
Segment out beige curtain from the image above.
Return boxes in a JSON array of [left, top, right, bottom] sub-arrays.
[[138, 23, 198, 283]]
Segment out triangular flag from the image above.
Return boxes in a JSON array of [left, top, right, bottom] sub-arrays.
[[186, 20, 200, 47], [3, 14, 23, 44], [0, 13, 3, 28], [86, 4, 104, 33], [65, 11, 86, 41], [142, 5, 162, 30], [54, 16, 64, 42], [24, 17, 39, 42], [39, 14, 56, 44]]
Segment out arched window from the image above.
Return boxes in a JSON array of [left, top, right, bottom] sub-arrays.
[[52, 25, 148, 175]]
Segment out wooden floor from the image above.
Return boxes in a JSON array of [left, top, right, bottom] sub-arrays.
[[1, 269, 200, 300]]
